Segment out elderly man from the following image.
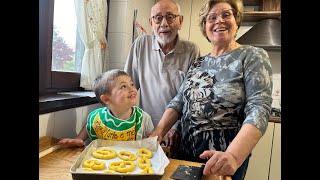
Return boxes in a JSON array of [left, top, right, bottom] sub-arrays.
[[124, 0, 200, 156]]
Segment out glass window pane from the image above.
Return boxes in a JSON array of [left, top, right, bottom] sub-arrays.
[[52, 0, 81, 72]]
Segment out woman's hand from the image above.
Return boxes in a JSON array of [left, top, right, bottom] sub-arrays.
[[162, 129, 180, 156], [58, 138, 85, 147], [147, 127, 165, 143], [199, 150, 239, 176]]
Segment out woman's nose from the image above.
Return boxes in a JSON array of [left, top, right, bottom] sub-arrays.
[[215, 15, 225, 24]]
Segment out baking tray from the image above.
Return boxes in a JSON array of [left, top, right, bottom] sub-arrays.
[[70, 137, 169, 180]]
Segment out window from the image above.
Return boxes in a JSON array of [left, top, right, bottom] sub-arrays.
[[39, 0, 109, 95], [52, 0, 82, 73]]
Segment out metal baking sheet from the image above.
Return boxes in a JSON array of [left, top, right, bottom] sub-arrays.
[[70, 137, 169, 180]]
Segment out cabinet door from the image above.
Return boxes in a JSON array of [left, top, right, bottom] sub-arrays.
[[269, 123, 281, 180], [245, 122, 274, 180]]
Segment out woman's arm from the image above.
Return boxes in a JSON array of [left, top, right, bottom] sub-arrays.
[[226, 124, 262, 167], [148, 108, 179, 142]]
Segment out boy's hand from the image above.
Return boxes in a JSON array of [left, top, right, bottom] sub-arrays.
[[58, 138, 84, 147]]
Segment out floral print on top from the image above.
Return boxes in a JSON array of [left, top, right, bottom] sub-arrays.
[[167, 45, 273, 162]]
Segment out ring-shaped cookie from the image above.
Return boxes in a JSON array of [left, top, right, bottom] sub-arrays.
[[92, 148, 117, 160], [109, 161, 136, 173], [83, 159, 106, 170], [137, 157, 152, 169], [140, 166, 154, 174], [138, 148, 153, 158], [118, 151, 137, 161]]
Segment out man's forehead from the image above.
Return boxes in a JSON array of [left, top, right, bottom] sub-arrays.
[[152, 2, 178, 15]]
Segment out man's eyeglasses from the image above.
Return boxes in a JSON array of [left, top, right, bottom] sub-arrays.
[[205, 9, 234, 23], [151, 14, 180, 24]]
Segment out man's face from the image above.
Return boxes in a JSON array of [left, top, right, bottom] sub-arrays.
[[149, 1, 182, 45]]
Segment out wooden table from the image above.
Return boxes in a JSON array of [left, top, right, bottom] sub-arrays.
[[39, 147, 230, 180]]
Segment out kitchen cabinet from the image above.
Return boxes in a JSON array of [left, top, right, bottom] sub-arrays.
[[245, 122, 274, 180], [269, 123, 281, 180], [245, 122, 281, 180], [243, 0, 281, 22]]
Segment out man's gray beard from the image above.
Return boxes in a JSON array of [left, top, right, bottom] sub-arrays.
[[155, 30, 178, 46]]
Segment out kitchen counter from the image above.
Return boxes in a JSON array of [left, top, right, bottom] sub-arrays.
[[39, 146, 230, 180]]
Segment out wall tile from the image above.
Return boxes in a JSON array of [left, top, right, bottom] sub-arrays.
[[108, 33, 126, 60], [110, 62, 125, 70], [53, 107, 83, 139], [39, 113, 54, 138], [189, 25, 211, 56], [126, 0, 154, 38], [176, 0, 192, 40], [109, 1, 127, 33], [124, 34, 133, 63], [190, 0, 207, 26]]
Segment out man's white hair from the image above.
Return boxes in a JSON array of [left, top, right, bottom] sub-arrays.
[[151, 0, 181, 16]]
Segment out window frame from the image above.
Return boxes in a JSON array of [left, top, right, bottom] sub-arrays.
[[39, 0, 110, 95]]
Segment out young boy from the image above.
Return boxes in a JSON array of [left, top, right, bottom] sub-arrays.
[[58, 69, 154, 147]]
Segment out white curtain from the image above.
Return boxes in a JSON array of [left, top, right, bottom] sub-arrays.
[[74, 0, 109, 90]]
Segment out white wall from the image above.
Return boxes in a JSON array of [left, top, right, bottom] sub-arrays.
[[39, 103, 102, 139]]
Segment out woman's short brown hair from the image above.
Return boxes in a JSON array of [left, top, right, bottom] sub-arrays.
[[199, 0, 243, 41]]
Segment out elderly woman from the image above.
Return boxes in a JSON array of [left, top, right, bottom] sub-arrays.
[[148, 0, 273, 180]]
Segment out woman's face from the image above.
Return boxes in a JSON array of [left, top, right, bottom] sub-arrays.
[[205, 2, 238, 45]]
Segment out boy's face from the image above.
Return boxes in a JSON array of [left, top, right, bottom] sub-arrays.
[[106, 75, 138, 109]]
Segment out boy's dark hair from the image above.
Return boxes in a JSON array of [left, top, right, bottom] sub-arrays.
[[92, 69, 130, 105]]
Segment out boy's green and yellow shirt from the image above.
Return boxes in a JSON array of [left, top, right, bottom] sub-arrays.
[[86, 106, 144, 141]]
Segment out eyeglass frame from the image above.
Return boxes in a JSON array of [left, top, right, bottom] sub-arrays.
[[205, 9, 235, 23], [151, 14, 180, 24]]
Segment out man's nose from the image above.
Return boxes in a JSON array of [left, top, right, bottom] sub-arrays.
[[160, 17, 169, 26]]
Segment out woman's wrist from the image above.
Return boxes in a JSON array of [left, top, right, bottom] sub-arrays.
[[225, 151, 240, 167]]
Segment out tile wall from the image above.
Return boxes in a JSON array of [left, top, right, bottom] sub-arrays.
[[39, 103, 102, 139], [268, 51, 281, 109]]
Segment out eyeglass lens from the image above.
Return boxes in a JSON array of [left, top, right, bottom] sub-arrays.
[[206, 9, 234, 23], [152, 14, 178, 24]]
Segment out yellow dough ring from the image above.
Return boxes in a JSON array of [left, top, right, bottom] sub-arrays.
[[137, 157, 152, 169], [118, 151, 137, 161], [138, 148, 153, 159], [91, 148, 117, 160], [83, 159, 106, 170], [109, 161, 136, 173]]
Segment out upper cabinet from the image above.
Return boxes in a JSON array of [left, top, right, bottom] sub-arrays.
[[243, 0, 281, 22]]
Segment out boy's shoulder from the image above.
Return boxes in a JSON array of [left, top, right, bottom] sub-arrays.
[[88, 107, 107, 116]]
